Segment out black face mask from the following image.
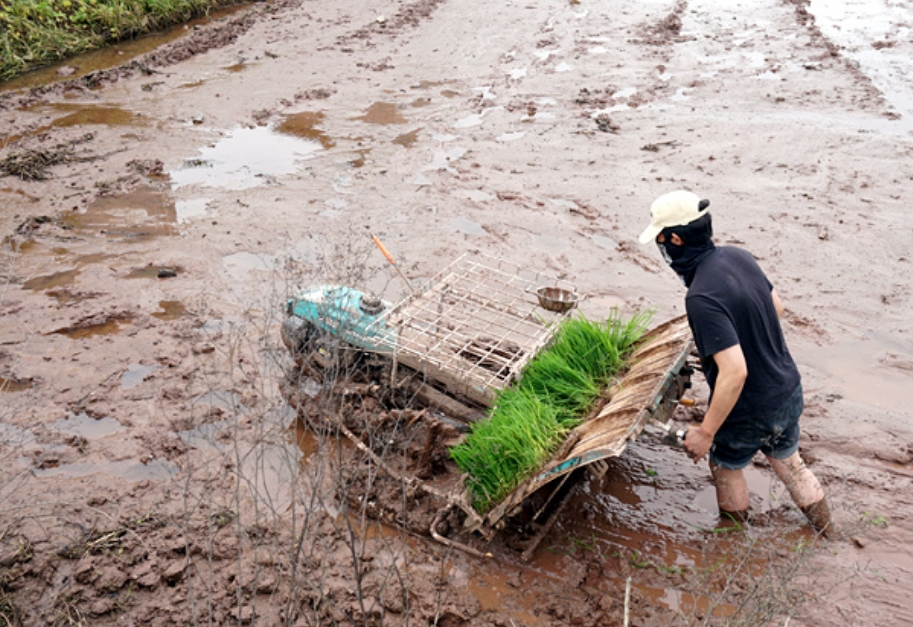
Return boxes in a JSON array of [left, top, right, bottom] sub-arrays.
[[657, 235, 715, 286]]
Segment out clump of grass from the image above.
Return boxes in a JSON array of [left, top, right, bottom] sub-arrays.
[[451, 310, 651, 512], [0, 0, 241, 81]]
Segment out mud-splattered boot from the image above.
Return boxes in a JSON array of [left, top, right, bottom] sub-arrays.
[[800, 497, 834, 539]]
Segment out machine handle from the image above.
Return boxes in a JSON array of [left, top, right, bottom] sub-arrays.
[[372, 235, 396, 265], [371, 234, 416, 293]]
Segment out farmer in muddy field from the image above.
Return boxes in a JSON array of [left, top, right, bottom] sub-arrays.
[[639, 190, 833, 537]]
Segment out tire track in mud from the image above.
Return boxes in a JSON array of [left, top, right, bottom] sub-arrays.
[[780, 0, 891, 114], [335, 0, 448, 48]]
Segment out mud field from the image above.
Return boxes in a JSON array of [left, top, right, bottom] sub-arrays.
[[2, 0, 913, 625]]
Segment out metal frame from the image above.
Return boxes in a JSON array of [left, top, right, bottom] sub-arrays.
[[376, 253, 578, 405]]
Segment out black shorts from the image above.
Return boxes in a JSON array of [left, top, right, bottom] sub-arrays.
[[709, 384, 803, 470]]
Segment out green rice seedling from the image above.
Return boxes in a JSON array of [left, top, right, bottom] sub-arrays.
[[450, 388, 566, 510], [451, 309, 652, 513]]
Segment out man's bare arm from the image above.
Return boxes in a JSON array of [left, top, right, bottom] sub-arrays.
[[771, 288, 785, 318], [684, 344, 748, 463]]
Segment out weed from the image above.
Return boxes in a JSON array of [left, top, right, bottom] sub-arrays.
[[629, 550, 653, 569], [861, 511, 888, 528], [52, 593, 85, 627]]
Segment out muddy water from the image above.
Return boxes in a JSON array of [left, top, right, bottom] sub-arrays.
[[276, 111, 337, 149], [62, 186, 177, 238], [0, 377, 34, 392]]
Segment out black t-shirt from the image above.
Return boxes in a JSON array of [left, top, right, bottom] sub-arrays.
[[685, 246, 801, 424]]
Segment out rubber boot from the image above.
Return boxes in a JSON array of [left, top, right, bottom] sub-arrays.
[[800, 497, 834, 538]]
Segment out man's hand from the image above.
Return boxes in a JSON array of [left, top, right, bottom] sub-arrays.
[[684, 424, 714, 463], [685, 344, 747, 464]]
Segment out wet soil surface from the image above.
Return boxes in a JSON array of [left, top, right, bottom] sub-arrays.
[[2, 0, 913, 625]]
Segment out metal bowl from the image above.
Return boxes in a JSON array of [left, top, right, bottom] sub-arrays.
[[536, 286, 578, 313]]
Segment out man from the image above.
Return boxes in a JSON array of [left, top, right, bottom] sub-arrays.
[[639, 190, 833, 536]]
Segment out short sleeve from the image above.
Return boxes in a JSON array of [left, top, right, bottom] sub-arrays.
[[686, 295, 739, 359]]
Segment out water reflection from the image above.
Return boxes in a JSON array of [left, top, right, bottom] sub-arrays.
[[171, 126, 322, 190]]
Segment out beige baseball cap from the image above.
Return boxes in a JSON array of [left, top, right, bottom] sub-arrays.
[[638, 190, 709, 244]]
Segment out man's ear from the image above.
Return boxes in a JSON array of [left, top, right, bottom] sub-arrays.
[[670, 233, 684, 246]]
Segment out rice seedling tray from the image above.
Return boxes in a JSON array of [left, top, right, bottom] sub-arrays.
[[447, 315, 694, 543]]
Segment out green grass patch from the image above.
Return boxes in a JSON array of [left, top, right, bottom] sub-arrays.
[[450, 310, 651, 513], [0, 0, 243, 81]]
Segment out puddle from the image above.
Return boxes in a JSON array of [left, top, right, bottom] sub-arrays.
[[5, 238, 40, 253], [410, 80, 446, 90], [454, 189, 494, 203], [353, 102, 407, 125], [292, 419, 321, 458], [1, 187, 41, 202], [423, 146, 467, 175], [170, 126, 322, 191], [51, 412, 125, 439], [276, 111, 336, 149], [5, 104, 141, 144], [591, 234, 619, 250], [450, 216, 486, 236], [152, 300, 188, 320], [0, 4, 251, 94], [463, 570, 548, 626], [223, 251, 276, 276], [22, 268, 81, 291], [454, 113, 484, 128], [34, 458, 178, 481], [179, 419, 230, 452], [51, 316, 130, 339], [121, 364, 159, 390], [175, 198, 210, 223], [46, 289, 97, 304], [223, 61, 250, 73], [534, 234, 568, 254], [125, 265, 181, 279], [195, 390, 242, 411], [0, 423, 38, 449], [44, 103, 137, 127], [348, 149, 371, 168], [392, 128, 421, 148], [0, 377, 34, 392], [649, 585, 738, 620], [496, 131, 525, 142], [61, 186, 177, 239]]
